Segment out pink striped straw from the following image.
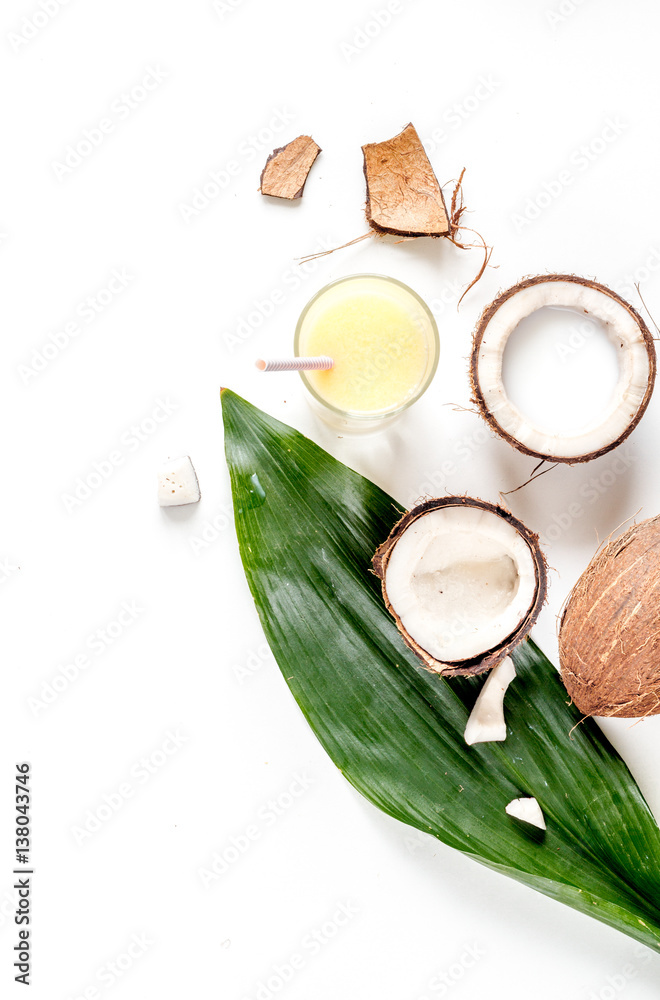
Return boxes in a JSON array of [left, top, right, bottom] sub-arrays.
[[256, 356, 334, 372]]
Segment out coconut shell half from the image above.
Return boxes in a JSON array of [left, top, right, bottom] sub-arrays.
[[470, 275, 656, 464], [559, 515, 660, 718], [260, 135, 321, 200], [362, 123, 450, 238], [373, 497, 547, 677]]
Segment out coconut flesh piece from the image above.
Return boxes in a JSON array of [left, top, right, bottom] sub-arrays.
[[464, 655, 516, 745], [471, 275, 656, 463], [373, 498, 547, 677], [158, 456, 201, 506], [505, 797, 546, 831]]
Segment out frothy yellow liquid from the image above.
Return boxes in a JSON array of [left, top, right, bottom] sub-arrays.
[[301, 289, 429, 413]]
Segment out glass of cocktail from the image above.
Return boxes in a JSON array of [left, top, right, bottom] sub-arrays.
[[294, 274, 439, 433]]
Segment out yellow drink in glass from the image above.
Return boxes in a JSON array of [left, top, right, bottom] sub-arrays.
[[295, 275, 439, 432]]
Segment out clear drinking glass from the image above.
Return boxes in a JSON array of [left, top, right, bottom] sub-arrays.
[[294, 273, 440, 433]]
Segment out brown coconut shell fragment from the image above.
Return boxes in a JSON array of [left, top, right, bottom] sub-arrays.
[[373, 497, 547, 677], [470, 274, 657, 464], [259, 135, 321, 200], [559, 515, 660, 718], [362, 123, 450, 237]]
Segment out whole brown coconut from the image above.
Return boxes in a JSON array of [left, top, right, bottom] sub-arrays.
[[559, 515, 660, 718]]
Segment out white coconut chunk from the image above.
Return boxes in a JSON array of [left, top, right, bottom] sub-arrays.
[[158, 456, 201, 506], [505, 796, 546, 830], [464, 656, 516, 745], [384, 506, 537, 663], [476, 280, 652, 460]]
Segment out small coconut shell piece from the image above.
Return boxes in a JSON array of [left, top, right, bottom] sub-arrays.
[[470, 275, 656, 464], [362, 123, 450, 238], [260, 135, 321, 200], [559, 515, 660, 718], [373, 497, 547, 677]]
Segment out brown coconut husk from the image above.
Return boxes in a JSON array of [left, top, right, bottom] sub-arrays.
[[260, 135, 321, 200], [470, 274, 657, 464], [559, 515, 660, 718], [372, 496, 548, 677], [362, 122, 450, 237], [295, 125, 491, 302]]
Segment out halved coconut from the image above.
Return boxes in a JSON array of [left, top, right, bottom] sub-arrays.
[[470, 275, 656, 463], [373, 497, 547, 676]]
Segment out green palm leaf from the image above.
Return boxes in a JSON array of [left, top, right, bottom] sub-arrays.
[[222, 388, 660, 951]]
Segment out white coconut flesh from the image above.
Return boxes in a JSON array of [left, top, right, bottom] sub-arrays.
[[505, 796, 546, 831], [383, 506, 538, 663], [464, 655, 517, 745], [476, 280, 651, 460], [158, 455, 201, 506]]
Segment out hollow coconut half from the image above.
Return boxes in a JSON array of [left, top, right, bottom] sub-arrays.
[[470, 275, 656, 464], [373, 497, 547, 677]]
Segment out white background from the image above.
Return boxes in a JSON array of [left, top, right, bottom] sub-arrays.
[[4, 0, 660, 997]]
